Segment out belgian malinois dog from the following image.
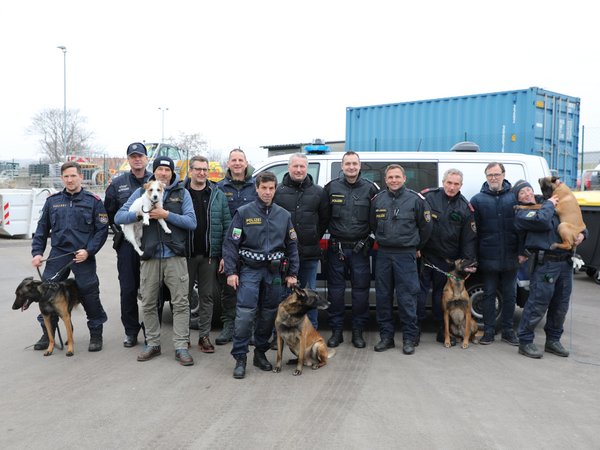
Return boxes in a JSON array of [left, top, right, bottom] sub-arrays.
[[13, 277, 80, 356], [273, 286, 335, 376]]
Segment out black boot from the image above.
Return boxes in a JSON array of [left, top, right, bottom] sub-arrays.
[[327, 329, 344, 348], [33, 323, 55, 351], [88, 328, 103, 352], [233, 355, 247, 379], [351, 329, 366, 348], [253, 350, 273, 371]]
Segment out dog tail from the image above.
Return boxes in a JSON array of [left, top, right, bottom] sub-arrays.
[[327, 348, 336, 359]]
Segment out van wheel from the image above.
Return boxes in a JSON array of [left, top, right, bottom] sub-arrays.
[[467, 283, 502, 331]]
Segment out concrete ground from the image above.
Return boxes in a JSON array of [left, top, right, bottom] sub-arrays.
[[1, 238, 599, 450]]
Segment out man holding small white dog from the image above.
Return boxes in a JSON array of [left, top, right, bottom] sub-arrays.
[[116, 156, 197, 366]]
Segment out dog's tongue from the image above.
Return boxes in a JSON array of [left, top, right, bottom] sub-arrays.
[[21, 300, 31, 311]]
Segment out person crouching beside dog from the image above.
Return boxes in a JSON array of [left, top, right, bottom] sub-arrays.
[[370, 164, 433, 355], [31, 161, 109, 352], [115, 156, 197, 366], [512, 180, 586, 359], [223, 171, 299, 379]]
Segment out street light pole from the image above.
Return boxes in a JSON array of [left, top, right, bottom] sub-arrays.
[[158, 107, 168, 142], [57, 46, 67, 161]]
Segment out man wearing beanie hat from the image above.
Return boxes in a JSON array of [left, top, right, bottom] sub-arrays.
[[470, 162, 520, 346], [115, 155, 197, 366], [104, 142, 152, 348], [513, 179, 586, 358]]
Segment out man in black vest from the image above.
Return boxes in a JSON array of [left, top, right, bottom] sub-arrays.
[[116, 157, 197, 366], [104, 142, 152, 348]]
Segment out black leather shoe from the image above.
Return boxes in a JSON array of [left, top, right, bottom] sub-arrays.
[[402, 341, 415, 355], [501, 330, 519, 346], [327, 329, 344, 348], [374, 338, 395, 352], [436, 329, 456, 347], [351, 329, 366, 348], [518, 342, 543, 359], [123, 335, 138, 348], [233, 356, 247, 379], [545, 341, 569, 357], [253, 351, 272, 371], [88, 334, 103, 352], [33, 333, 49, 351]]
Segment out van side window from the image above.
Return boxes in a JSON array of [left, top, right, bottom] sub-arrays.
[[260, 163, 320, 184], [331, 161, 437, 191]]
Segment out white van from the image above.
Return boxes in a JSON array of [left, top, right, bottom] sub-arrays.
[[253, 150, 551, 329]]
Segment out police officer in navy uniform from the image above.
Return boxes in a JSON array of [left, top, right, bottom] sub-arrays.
[[223, 171, 299, 379], [419, 168, 477, 345], [512, 180, 586, 359], [104, 142, 152, 347], [370, 164, 432, 355], [215, 148, 257, 345], [324, 151, 379, 349], [32, 161, 109, 352]]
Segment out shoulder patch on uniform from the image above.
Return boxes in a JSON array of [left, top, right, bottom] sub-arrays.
[[99, 213, 108, 224], [231, 227, 242, 240], [526, 211, 537, 218], [471, 221, 476, 233], [289, 227, 297, 240], [424, 211, 431, 222]]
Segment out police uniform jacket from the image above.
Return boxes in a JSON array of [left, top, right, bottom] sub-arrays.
[[32, 188, 109, 257], [370, 186, 432, 251], [104, 170, 152, 230], [115, 173, 196, 259], [421, 187, 477, 260], [470, 180, 519, 272], [514, 200, 587, 255], [325, 175, 379, 242], [273, 172, 330, 261], [223, 198, 299, 277], [183, 178, 232, 258], [217, 168, 257, 217]]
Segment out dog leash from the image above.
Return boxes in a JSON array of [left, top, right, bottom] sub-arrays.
[[422, 260, 466, 282]]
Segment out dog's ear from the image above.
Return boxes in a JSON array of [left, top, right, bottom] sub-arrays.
[[143, 181, 151, 190], [293, 285, 305, 298]]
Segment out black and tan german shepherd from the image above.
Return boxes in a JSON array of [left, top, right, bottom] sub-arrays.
[[273, 286, 335, 376], [12, 277, 80, 356], [441, 259, 480, 349]]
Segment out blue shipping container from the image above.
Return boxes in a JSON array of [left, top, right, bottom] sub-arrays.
[[345, 87, 580, 187]]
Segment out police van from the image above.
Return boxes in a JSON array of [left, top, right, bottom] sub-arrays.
[[253, 149, 551, 329]]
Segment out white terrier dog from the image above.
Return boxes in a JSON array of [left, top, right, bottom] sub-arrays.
[[121, 180, 171, 256]]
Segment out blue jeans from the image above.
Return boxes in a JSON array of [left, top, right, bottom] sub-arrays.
[[326, 247, 370, 330], [517, 260, 572, 344], [481, 268, 517, 335], [298, 259, 319, 328], [375, 250, 419, 342]]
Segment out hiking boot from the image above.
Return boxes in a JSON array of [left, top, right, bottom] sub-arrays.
[[33, 333, 50, 351], [351, 329, 366, 348], [216, 322, 234, 345], [233, 355, 247, 379], [479, 332, 495, 345], [253, 350, 273, 371], [88, 334, 103, 352], [545, 340, 569, 357], [501, 330, 519, 346], [374, 338, 395, 352], [518, 342, 543, 359], [137, 345, 161, 362], [175, 349, 194, 366], [402, 341, 415, 355], [327, 329, 344, 348], [198, 335, 215, 353]]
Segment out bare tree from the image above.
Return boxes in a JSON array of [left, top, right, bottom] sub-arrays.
[[27, 108, 94, 162], [172, 132, 208, 157]]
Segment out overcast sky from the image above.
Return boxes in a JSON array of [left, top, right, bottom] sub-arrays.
[[1, 0, 598, 165]]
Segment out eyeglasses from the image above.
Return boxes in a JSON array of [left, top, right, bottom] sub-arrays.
[[486, 172, 504, 179], [191, 167, 209, 172]]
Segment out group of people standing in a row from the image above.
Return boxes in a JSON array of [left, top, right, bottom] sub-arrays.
[[29, 146, 584, 379]]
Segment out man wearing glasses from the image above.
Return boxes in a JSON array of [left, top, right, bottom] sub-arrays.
[[185, 155, 231, 353], [470, 162, 520, 346]]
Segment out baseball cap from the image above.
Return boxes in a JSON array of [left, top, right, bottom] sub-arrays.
[[127, 142, 147, 156]]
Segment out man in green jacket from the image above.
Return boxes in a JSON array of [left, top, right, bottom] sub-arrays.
[[185, 155, 232, 352]]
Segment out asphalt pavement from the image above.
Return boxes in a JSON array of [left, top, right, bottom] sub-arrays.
[[1, 238, 599, 450]]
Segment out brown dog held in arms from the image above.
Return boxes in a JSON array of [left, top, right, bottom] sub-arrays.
[[515, 177, 586, 251], [442, 259, 479, 349], [12, 277, 80, 356], [273, 286, 335, 376]]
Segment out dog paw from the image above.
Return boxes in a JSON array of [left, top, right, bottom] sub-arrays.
[[143, 219, 150, 226], [43, 350, 53, 356], [444, 342, 451, 348], [292, 369, 302, 376], [66, 351, 74, 357], [462, 343, 469, 349], [272, 367, 281, 373], [164, 228, 172, 234]]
